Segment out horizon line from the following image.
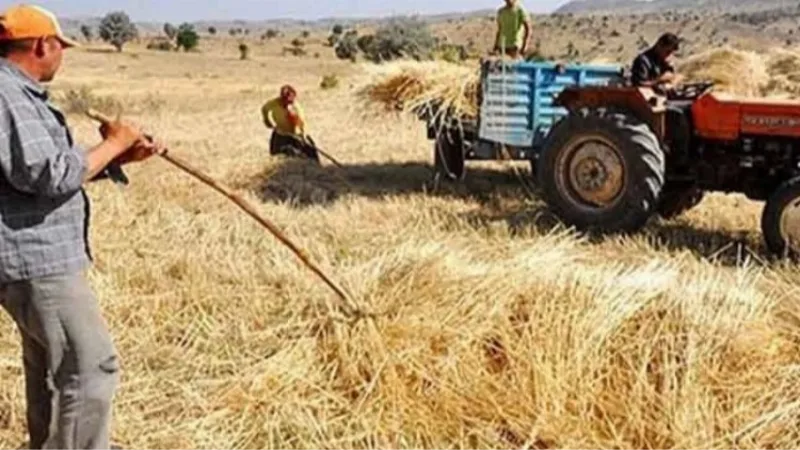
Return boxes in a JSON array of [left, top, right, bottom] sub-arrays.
[[57, 4, 568, 24]]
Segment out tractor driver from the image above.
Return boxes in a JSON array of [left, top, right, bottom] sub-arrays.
[[631, 33, 684, 89]]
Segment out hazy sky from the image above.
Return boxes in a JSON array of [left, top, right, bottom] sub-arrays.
[[31, 0, 570, 22]]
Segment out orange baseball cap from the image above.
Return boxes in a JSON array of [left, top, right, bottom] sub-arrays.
[[0, 4, 79, 48]]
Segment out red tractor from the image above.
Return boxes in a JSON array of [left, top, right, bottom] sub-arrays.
[[536, 82, 800, 256]]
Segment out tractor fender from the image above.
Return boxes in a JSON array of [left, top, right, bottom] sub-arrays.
[[555, 86, 668, 142]]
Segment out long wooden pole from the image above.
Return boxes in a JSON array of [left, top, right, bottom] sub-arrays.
[[85, 109, 359, 316]]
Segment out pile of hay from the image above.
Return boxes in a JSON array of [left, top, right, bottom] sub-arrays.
[[763, 49, 800, 98], [680, 46, 800, 98], [354, 61, 480, 128], [679, 47, 769, 97]]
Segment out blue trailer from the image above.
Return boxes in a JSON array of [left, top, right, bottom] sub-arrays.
[[428, 58, 626, 181]]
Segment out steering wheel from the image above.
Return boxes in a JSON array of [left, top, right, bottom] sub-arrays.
[[668, 81, 715, 100]]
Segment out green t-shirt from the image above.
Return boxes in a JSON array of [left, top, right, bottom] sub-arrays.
[[497, 4, 528, 49]]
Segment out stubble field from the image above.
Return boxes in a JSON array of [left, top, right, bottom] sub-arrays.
[[2, 38, 800, 449]]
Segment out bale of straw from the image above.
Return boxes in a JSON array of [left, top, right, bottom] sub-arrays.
[[354, 61, 480, 130], [679, 47, 769, 97]]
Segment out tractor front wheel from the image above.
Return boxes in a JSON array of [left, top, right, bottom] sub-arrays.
[[762, 177, 800, 257], [537, 108, 666, 233]]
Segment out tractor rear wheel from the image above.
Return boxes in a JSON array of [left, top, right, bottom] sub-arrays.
[[537, 108, 666, 233], [762, 177, 800, 257], [433, 128, 466, 182]]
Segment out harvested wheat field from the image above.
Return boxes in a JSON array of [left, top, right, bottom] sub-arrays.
[[4, 42, 800, 450]]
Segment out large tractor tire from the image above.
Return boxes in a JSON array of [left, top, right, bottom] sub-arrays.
[[537, 108, 666, 233], [433, 127, 467, 182], [657, 185, 705, 220], [762, 176, 800, 257]]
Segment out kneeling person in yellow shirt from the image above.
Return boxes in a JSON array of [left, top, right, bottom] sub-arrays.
[[262, 85, 320, 163]]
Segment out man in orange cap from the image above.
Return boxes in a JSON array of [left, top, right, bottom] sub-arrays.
[[261, 84, 321, 163], [0, 4, 161, 449]]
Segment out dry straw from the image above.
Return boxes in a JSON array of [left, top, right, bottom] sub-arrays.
[[680, 46, 800, 98], [354, 61, 480, 132]]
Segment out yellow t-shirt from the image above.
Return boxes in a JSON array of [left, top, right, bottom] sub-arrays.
[[497, 3, 528, 50], [261, 98, 306, 137]]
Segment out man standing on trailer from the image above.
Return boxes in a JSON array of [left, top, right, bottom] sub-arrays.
[[493, 0, 532, 59]]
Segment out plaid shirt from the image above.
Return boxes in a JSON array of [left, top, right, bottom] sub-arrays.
[[0, 59, 92, 283]]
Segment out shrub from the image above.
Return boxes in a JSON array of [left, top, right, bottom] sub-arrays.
[[80, 24, 93, 42], [147, 37, 174, 51], [265, 29, 279, 39], [332, 24, 344, 35], [164, 23, 177, 40], [239, 43, 249, 60], [57, 86, 123, 115], [99, 11, 138, 52], [283, 46, 307, 57], [434, 44, 468, 63], [366, 17, 437, 62], [333, 20, 441, 64], [291, 38, 305, 47], [320, 74, 339, 89], [176, 23, 199, 51], [208, 26, 217, 35], [335, 33, 359, 61]]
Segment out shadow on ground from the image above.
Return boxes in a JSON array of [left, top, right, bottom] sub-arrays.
[[244, 157, 535, 209], [462, 205, 775, 268], [244, 156, 783, 268]]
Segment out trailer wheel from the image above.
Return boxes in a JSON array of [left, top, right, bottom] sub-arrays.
[[762, 177, 800, 257], [537, 108, 665, 233], [433, 128, 466, 182]]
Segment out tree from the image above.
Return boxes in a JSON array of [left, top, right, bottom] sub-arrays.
[[332, 24, 344, 35], [164, 23, 177, 40], [176, 23, 199, 51], [80, 24, 93, 42], [361, 18, 437, 63], [265, 29, 279, 39], [99, 11, 138, 52], [208, 26, 217, 35]]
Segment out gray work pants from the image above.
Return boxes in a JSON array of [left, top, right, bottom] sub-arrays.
[[0, 273, 119, 450]]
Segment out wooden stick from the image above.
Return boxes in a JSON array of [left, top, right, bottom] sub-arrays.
[[85, 108, 359, 316], [276, 130, 346, 170]]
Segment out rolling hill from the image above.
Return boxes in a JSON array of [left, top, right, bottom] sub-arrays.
[[556, 0, 800, 14]]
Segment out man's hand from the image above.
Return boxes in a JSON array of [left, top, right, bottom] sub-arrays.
[[115, 137, 166, 165], [98, 119, 144, 150]]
